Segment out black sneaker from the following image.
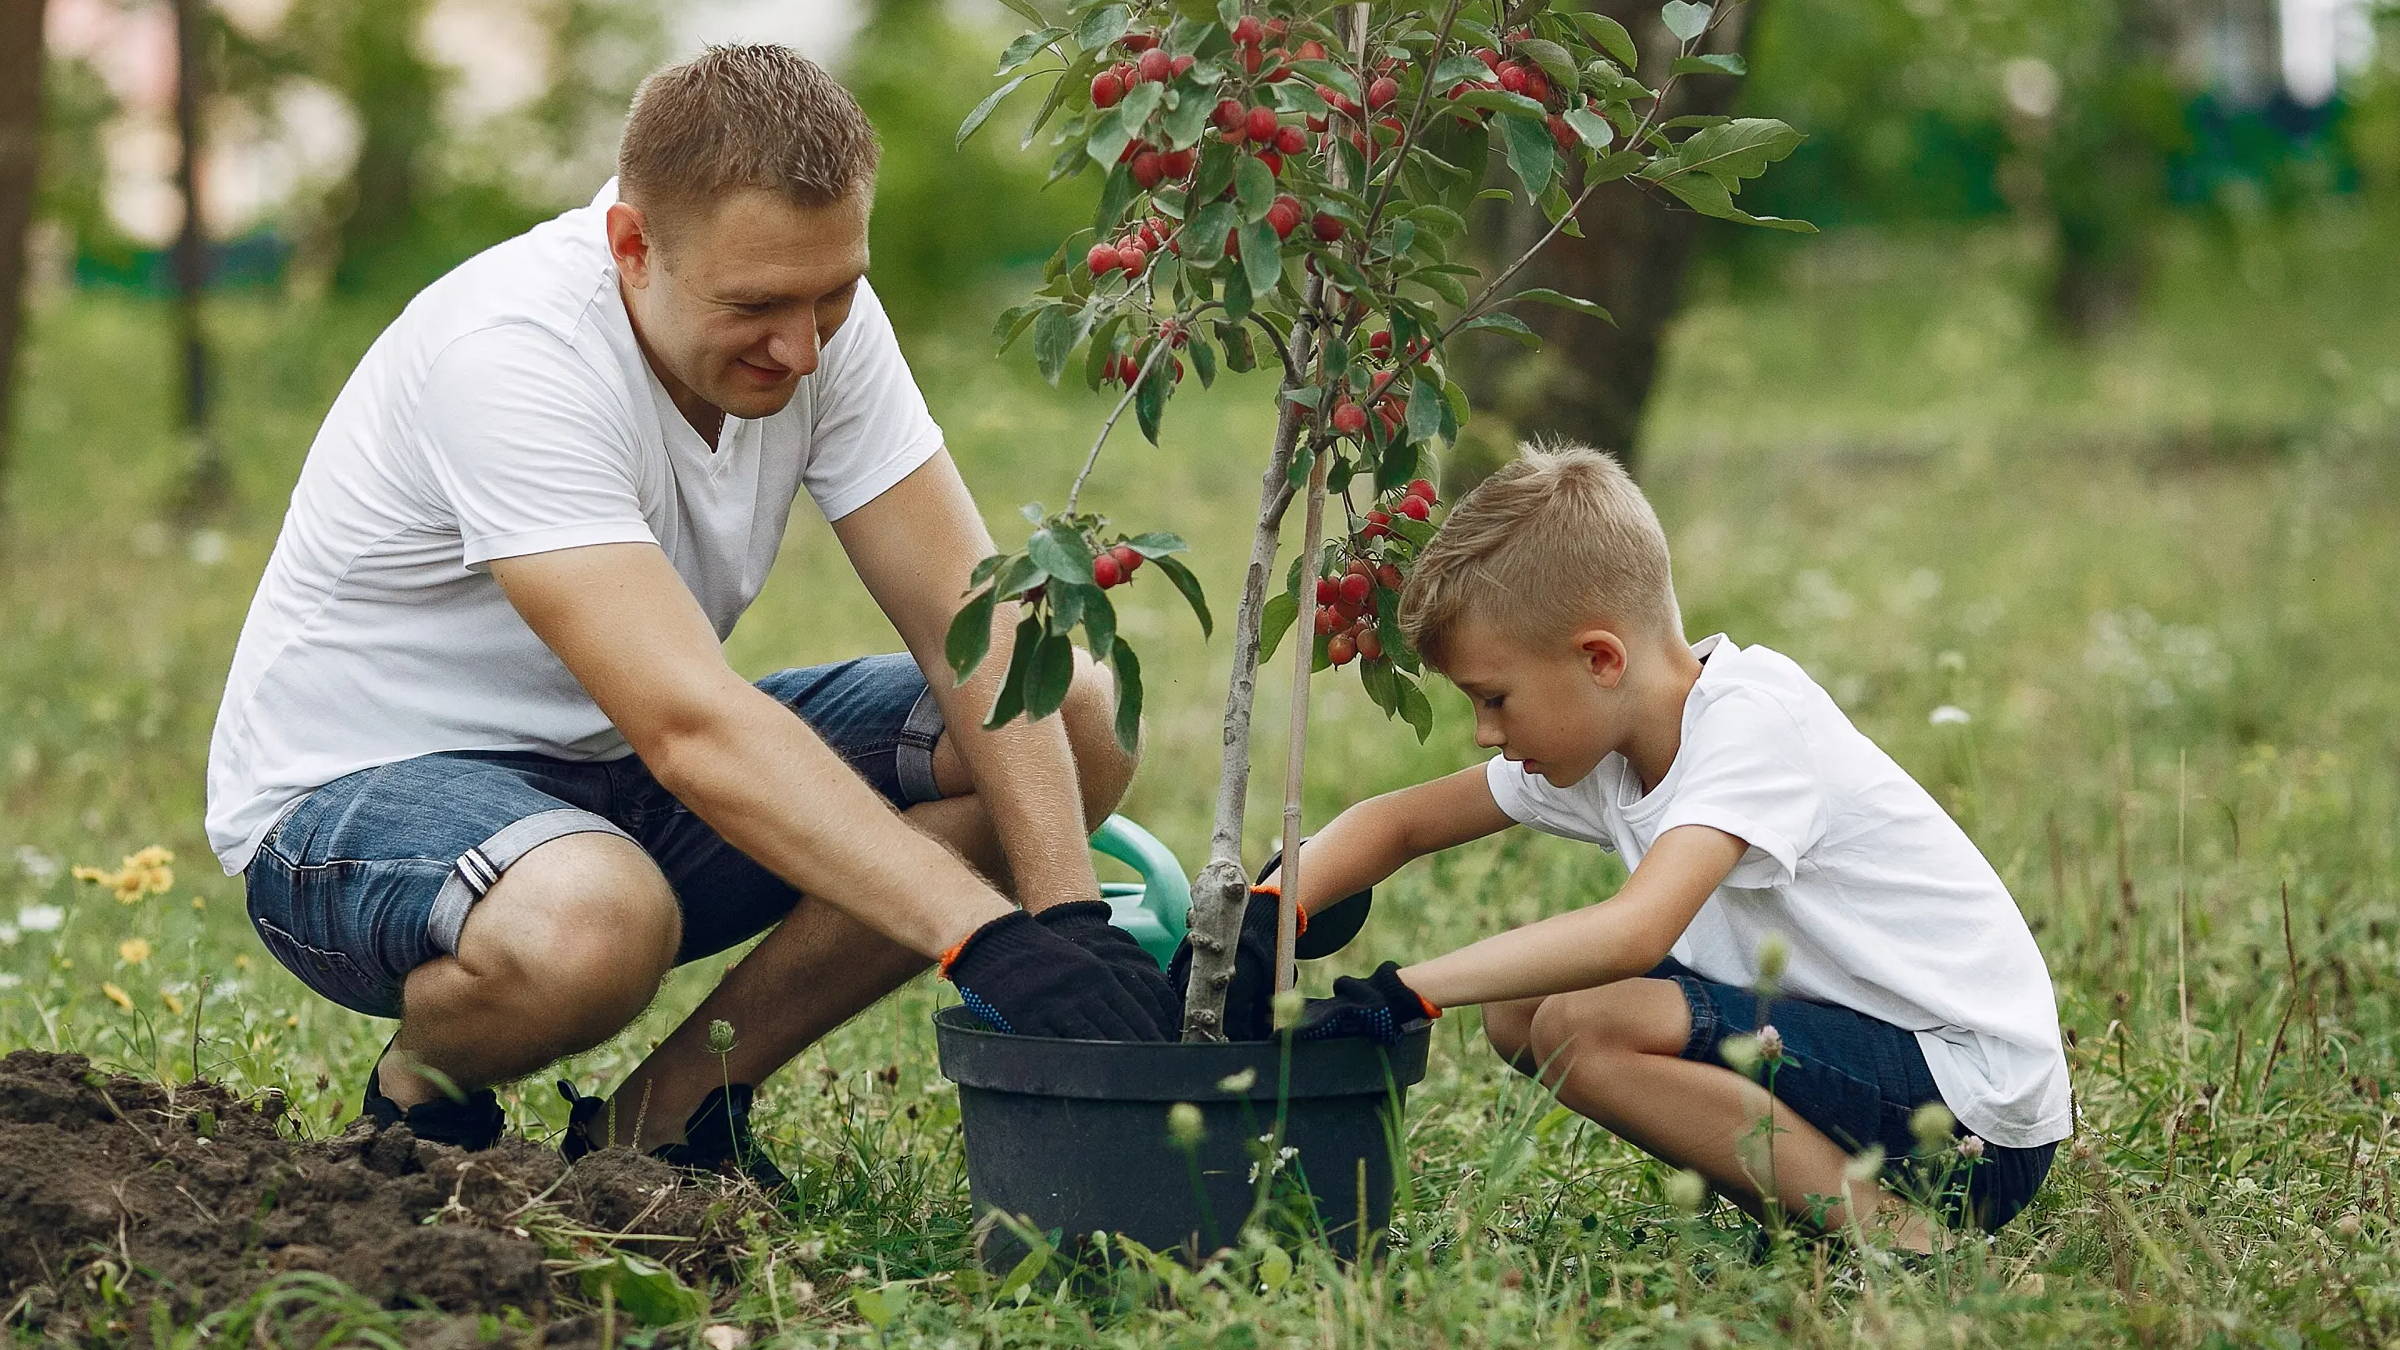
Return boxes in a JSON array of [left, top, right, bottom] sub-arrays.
[[557, 1080, 793, 1197], [361, 1043, 505, 1151]]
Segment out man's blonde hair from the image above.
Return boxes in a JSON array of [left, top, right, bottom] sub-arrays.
[[617, 45, 880, 242], [1399, 442, 1681, 668]]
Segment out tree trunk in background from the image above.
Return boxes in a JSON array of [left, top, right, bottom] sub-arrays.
[[0, 0, 47, 526], [2041, 0, 2179, 342], [325, 0, 438, 293], [171, 0, 228, 516], [1461, 1, 1763, 481]]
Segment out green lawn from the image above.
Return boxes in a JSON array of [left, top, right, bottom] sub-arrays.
[[2, 205, 2395, 1345]]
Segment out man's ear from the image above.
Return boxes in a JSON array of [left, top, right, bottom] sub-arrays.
[[605, 202, 654, 287], [1573, 628, 1629, 689]]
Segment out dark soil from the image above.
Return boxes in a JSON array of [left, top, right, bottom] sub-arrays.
[[0, 1049, 764, 1346]]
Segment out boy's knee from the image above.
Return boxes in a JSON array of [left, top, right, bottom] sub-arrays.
[[1483, 997, 1545, 1076]]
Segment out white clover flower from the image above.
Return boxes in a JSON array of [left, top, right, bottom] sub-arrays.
[[1929, 705, 1972, 726], [13, 846, 60, 884], [16, 904, 64, 933], [1756, 1025, 1784, 1063], [1957, 1134, 1986, 1161]]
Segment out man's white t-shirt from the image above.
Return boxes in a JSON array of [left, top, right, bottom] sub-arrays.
[[1485, 634, 2072, 1148], [205, 180, 945, 874]]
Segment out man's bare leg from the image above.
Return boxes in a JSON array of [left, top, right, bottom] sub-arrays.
[[604, 657, 1138, 1151], [1524, 979, 1939, 1252]]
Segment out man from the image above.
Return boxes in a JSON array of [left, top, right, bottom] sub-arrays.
[[205, 45, 1174, 1189]]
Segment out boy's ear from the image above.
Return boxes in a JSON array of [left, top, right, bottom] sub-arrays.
[[1573, 628, 1629, 688]]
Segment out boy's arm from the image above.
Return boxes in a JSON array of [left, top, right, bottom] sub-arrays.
[[1396, 824, 1747, 1008], [1264, 764, 1515, 916]]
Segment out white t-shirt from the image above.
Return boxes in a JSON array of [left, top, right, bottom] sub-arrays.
[[1485, 634, 2071, 1148], [205, 180, 945, 874]]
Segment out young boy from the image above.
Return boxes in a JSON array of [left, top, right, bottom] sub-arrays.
[[1273, 444, 2070, 1248]]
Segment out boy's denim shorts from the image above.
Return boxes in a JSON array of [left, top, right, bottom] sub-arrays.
[[243, 654, 948, 1020], [1649, 956, 2058, 1232]]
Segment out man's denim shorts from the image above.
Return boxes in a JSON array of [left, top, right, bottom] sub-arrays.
[[243, 654, 947, 1020], [1649, 956, 2059, 1232]]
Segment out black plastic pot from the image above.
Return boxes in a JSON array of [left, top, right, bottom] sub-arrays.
[[933, 1006, 1431, 1272]]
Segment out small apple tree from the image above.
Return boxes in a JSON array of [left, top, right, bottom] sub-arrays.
[[949, 0, 1808, 1040]]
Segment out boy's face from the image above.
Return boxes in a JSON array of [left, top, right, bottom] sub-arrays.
[[1440, 617, 1630, 788]]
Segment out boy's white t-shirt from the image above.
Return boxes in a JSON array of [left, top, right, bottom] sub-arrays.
[[1485, 634, 2072, 1148], [204, 180, 945, 874]]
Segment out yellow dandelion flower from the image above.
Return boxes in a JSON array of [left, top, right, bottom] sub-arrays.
[[114, 875, 146, 904], [142, 865, 174, 896], [71, 864, 111, 885], [101, 982, 133, 1010], [234, 954, 252, 970], [160, 990, 185, 1016], [118, 937, 152, 965], [283, 1014, 299, 1028], [129, 846, 174, 869], [190, 896, 206, 911]]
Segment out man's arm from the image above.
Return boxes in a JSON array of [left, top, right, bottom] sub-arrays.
[[831, 448, 1100, 911], [489, 542, 1011, 956], [1260, 764, 1516, 916], [1397, 824, 1747, 1008]]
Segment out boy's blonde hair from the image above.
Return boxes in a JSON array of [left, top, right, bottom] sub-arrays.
[[1400, 442, 1681, 668]]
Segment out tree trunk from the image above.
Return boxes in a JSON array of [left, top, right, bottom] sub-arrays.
[[325, 0, 438, 293], [2040, 0, 2177, 342], [0, 0, 47, 525], [171, 0, 228, 517], [1464, 0, 1764, 480]]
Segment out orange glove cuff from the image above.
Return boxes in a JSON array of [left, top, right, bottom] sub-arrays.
[[1250, 882, 1306, 935]]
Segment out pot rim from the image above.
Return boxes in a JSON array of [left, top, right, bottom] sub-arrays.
[[932, 1005, 1431, 1102]]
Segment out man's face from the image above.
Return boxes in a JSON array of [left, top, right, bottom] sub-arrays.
[[1439, 617, 1629, 789], [608, 187, 872, 422]]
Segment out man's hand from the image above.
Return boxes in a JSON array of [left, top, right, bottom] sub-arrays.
[[1164, 884, 1286, 1041], [941, 910, 1173, 1041], [1291, 962, 1441, 1045], [1032, 901, 1181, 1028]]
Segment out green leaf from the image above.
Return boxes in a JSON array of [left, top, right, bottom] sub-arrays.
[[1021, 65, 1079, 151], [1183, 201, 1239, 267], [1109, 640, 1144, 754], [581, 1254, 704, 1328], [1233, 156, 1277, 219], [995, 552, 1046, 598], [1029, 524, 1097, 584], [1094, 159, 1137, 228], [1570, 12, 1641, 70], [1136, 360, 1168, 444], [993, 302, 1044, 353], [1407, 367, 1444, 446], [1149, 553, 1213, 638], [997, 27, 1069, 76], [1406, 204, 1467, 239], [1563, 106, 1615, 152], [1649, 118, 1802, 187], [1645, 170, 1818, 231], [995, 0, 1048, 27], [1257, 589, 1299, 663], [1122, 531, 1188, 556], [1189, 335, 1217, 387], [1047, 577, 1086, 634], [1025, 632, 1077, 719], [1240, 219, 1282, 299], [1464, 312, 1542, 346], [1359, 654, 1399, 713], [1661, 1, 1712, 43], [958, 73, 1036, 148], [1515, 39, 1578, 91], [1396, 671, 1435, 741], [1431, 53, 1491, 88], [1193, 141, 1237, 203], [1498, 112, 1557, 197], [1075, 4, 1130, 51], [1671, 53, 1747, 77], [969, 552, 1009, 587], [1082, 583, 1117, 659], [1511, 287, 1614, 323], [1032, 304, 1080, 385], [946, 586, 999, 682], [982, 614, 1043, 728]]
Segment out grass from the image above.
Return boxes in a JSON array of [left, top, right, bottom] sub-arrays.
[[2, 202, 2397, 1345]]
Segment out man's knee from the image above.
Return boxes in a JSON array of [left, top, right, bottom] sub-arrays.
[[1060, 648, 1139, 820], [448, 834, 679, 1039]]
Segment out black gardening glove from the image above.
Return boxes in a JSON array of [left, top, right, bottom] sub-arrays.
[[941, 910, 1173, 1041], [1254, 838, 1375, 960], [1165, 884, 1283, 1041], [1291, 961, 1441, 1045], [1031, 900, 1182, 1030]]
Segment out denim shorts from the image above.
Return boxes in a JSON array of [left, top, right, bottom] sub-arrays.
[[1650, 957, 2058, 1232], [243, 654, 948, 1019]]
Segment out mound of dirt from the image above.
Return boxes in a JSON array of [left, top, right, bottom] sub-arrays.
[[0, 1049, 764, 1345]]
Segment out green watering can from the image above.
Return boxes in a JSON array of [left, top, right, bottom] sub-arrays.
[[1091, 814, 1189, 967]]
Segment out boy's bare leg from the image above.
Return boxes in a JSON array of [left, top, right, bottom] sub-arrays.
[[1524, 978, 1938, 1253]]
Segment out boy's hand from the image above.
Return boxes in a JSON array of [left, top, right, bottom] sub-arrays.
[[1030, 901, 1181, 1029], [1291, 962, 1441, 1045], [941, 910, 1173, 1041]]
